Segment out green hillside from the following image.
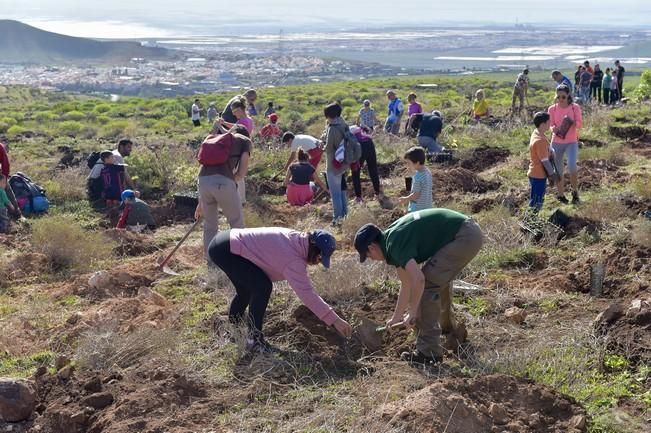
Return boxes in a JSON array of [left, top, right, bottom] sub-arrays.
[[0, 73, 650, 433]]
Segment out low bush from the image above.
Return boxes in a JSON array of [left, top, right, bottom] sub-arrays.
[[62, 110, 86, 121], [6, 125, 26, 136], [31, 215, 115, 271], [56, 120, 84, 137], [42, 168, 87, 205]]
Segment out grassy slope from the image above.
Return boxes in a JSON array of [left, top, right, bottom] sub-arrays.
[[0, 72, 650, 432]]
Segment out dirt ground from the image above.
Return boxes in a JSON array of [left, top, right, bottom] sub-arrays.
[[369, 374, 587, 433]]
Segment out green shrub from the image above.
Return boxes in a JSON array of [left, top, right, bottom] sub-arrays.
[[93, 103, 112, 114], [62, 110, 86, 121], [101, 119, 130, 138], [0, 116, 18, 128], [57, 120, 84, 137], [6, 125, 26, 136], [31, 215, 115, 271], [633, 69, 651, 101], [34, 111, 58, 122]]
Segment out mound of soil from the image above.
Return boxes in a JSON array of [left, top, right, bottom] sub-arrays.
[[576, 159, 629, 190], [460, 145, 511, 172], [104, 202, 194, 229], [2, 252, 49, 280], [248, 177, 286, 195], [433, 168, 501, 194], [599, 246, 651, 298], [469, 191, 528, 214], [264, 305, 350, 359], [104, 229, 160, 256], [629, 134, 651, 157], [373, 374, 587, 433], [595, 300, 651, 365], [27, 367, 223, 433], [377, 159, 401, 177], [579, 138, 607, 148], [608, 124, 648, 140], [619, 193, 651, 214]]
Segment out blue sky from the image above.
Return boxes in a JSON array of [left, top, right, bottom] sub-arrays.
[[2, 0, 651, 37]]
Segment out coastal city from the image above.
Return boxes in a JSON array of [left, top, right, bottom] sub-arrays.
[[0, 54, 412, 96]]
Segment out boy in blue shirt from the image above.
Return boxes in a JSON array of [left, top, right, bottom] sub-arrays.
[[399, 147, 433, 212]]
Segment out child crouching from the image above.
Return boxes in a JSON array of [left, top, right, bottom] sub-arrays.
[[117, 189, 156, 231], [285, 147, 329, 206]]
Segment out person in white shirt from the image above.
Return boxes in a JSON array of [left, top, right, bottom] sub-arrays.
[[191, 99, 202, 127], [282, 132, 323, 171], [112, 138, 134, 189]]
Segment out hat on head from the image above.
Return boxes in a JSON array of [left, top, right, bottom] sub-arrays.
[[121, 189, 136, 202], [363, 99, 371, 105], [269, 113, 279, 123], [354, 223, 382, 263], [311, 230, 336, 269]]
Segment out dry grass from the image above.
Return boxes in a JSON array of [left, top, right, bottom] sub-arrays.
[[310, 252, 393, 301], [576, 194, 635, 223], [631, 218, 651, 248], [75, 325, 183, 371], [42, 167, 87, 205], [340, 205, 379, 241], [31, 215, 115, 271]]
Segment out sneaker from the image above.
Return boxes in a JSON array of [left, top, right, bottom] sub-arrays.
[[571, 192, 580, 205], [557, 195, 569, 204], [400, 350, 443, 365]]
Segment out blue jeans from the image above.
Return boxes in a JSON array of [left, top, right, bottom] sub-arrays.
[[418, 136, 443, 154], [580, 86, 591, 102], [326, 171, 348, 222], [529, 177, 547, 211]]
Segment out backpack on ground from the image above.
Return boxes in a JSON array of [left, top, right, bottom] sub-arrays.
[[87, 151, 102, 169], [198, 133, 233, 166], [9, 172, 50, 214], [335, 126, 362, 165]]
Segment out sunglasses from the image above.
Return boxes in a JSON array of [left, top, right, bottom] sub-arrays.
[[557, 95, 568, 100]]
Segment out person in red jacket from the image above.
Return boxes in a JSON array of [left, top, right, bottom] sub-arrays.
[[0, 142, 22, 218]]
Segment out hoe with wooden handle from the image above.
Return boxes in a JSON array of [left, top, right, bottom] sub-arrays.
[[157, 218, 202, 276]]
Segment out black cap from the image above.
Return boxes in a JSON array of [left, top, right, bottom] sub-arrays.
[[354, 223, 382, 263]]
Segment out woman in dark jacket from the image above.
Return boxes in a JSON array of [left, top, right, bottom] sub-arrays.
[[591, 64, 604, 104]]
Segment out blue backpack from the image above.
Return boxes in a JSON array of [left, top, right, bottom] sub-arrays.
[[9, 172, 50, 214]]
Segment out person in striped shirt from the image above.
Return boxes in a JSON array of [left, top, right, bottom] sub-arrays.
[[399, 147, 432, 212]]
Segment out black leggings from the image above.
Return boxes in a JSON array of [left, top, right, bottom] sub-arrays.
[[352, 139, 381, 198], [208, 231, 273, 337]]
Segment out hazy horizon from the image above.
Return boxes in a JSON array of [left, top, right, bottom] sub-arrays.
[[2, 0, 651, 39]]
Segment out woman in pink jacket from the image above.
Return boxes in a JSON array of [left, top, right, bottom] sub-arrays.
[[547, 84, 583, 204], [208, 227, 353, 352]]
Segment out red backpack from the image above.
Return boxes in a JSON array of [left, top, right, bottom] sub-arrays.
[[198, 133, 233, 166]]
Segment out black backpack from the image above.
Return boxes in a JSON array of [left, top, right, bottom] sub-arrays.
[[9, 172, 50, 214], [87, 151, 102, 169]]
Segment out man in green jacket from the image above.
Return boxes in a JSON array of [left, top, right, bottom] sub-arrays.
[[354, 208, 483, 364]]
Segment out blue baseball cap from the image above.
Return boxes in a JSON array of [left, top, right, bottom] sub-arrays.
[[121, 189, 136, 202], [311, 230, 336, 269], [354, 223, 382, 263]]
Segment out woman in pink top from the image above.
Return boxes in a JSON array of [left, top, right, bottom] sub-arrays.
[[405, 93, 423, 136], [208, 227, 353, 353], [547, 84, 583, 204], [219, 99, 255, 135]]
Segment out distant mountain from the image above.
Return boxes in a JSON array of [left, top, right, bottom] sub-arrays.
[[0, 20, 173, 64]]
